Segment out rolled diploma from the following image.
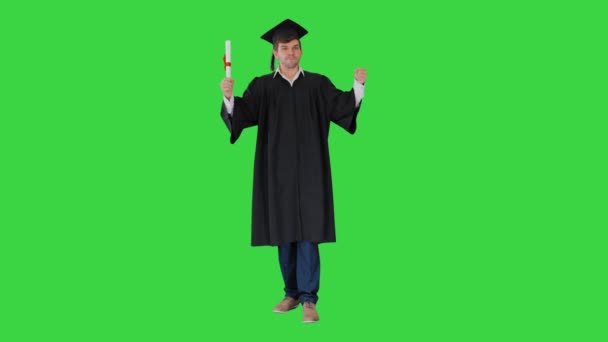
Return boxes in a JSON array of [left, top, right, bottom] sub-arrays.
[[225, 40, 231, 78]]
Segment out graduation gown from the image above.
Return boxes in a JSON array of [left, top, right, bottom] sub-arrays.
[[220, 71, 361, 246]]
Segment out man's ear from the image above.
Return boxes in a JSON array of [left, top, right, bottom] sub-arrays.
[[273, 50, 278, 59]]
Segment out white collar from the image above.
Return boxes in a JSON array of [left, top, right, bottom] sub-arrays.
[[273, 66, 305, 79]]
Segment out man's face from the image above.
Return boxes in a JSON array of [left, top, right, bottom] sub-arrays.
[[273, 39, 302, 69]]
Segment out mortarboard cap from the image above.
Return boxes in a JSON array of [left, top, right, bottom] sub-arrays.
[[261, 19, 308, 44]]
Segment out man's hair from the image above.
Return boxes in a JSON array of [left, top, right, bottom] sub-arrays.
[[273, 38, 302, 51]]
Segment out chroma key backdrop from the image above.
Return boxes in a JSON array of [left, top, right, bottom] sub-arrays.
[[1, 1, 605, 341]]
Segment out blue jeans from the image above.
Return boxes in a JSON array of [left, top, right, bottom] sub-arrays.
[[278, 240, 320, 304]]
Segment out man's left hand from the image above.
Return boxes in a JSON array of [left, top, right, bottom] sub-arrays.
[[355, 68, 367, 85]]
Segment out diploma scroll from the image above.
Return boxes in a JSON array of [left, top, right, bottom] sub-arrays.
[[224, 40, 231, 78]]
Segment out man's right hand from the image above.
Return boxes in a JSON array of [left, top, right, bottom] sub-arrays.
[[221, 78, 234, 99]]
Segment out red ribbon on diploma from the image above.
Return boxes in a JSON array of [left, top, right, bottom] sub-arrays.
[[223, 55, 231, 70]]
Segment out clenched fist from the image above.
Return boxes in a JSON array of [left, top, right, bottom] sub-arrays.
[[354, 68, 367, 85], [220, 78, 234, 99]]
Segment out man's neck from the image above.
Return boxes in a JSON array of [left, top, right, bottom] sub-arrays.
[[279, 65, 300, 81]]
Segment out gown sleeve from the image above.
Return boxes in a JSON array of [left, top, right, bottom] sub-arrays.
[[321, 76, 362, 134], [220, 77, 260, 144]]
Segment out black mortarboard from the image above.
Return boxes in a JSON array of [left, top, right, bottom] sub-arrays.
[[260, 19, 308, 71]]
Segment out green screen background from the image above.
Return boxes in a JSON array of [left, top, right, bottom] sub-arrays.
[[1, 1, 606, 341]]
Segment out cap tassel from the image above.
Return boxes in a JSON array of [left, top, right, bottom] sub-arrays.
[[270, 54, 275, 72]]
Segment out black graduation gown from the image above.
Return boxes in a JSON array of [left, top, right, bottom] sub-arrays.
[[220, 71, 361, 246]]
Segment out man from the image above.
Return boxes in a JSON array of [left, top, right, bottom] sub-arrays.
[[219, 19, 367, 323]]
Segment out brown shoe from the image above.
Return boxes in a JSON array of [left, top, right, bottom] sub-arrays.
[[273, 297, 299, 313], [302, 302, 319, 323]]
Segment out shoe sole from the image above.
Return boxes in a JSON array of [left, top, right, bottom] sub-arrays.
[[273, 305, 299, 313]]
